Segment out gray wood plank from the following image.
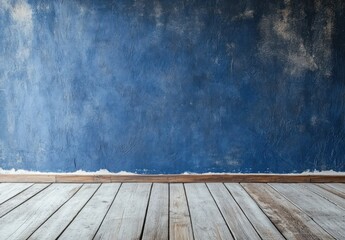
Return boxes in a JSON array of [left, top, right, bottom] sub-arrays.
[[0, 184, 50, 218], [185, 183, 233, 240], [224, 183, 284, 240], [317, 183, 345, 199], [28, 184, 100, 240], [207, 183, 260, 240], [0, 183, 33, 204], [271, 183, 345, 239], [58, 183, 121, 240], [243, 183, 333, 240], [142, 183, 169, 240], [169, 183, 194, 240], [0, 183, 81, 240], [94, 183, 152, 240], [326, 183, 345, 192], [302, 183, 345, 210]]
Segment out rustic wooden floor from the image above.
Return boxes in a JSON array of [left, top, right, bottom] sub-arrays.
[[0, 183, 344, 239]]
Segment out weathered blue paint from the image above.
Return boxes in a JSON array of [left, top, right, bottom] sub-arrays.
[[0, 0, 344, 173]]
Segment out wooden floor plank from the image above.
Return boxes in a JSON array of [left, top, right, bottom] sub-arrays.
[[0, 184, 81, 240], [301, 183, 345, 210], [169, 184, 194, 240], [0, 184, 50, 218], [184, 183, 234, 240], [207, 183, 261, 240], [28, 184, 100, 239], [58, 183, 121, 240], [322, 183, 345, 195], [243, 183, 333, 240], [94, 183, 152, 240], [317, 183, 345, 199], [142, 183, 169, 240], [224, 183, 284, 240], [0, 183, 33, 204], [271, 183, 345, 239]]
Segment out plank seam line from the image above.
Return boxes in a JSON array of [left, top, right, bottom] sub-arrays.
[[168, 183, 170, 240], [267, 183, 336, 240], [300, 184, 345, 211], [52, 183, 102, 239], [0, 183, 34, 206], [183, 183, 196, 240], [92, 182, 122, 240], [29, 183, 85, 239], [205, 183, 236, 240], [0, 183, 52, 219], [222, 183, 263, 240], [139, 183, 153, 240], [239, 183, 287, 240]]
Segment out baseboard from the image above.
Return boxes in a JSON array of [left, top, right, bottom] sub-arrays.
[[0, 174, 344, 183]]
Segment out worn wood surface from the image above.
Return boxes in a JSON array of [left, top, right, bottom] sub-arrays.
[[185, 183, 234, 240], [207, 183, 261, 240], [169, 184, 194, 240], [94, 183, 152, 240], [58, 183, 121, 240], [29, 184, 100, 239], [243, 183, 333, 240], [142, 183, 169, 240], [0, 184, 81, 240], [0, 182, 344, 239], [225, 183, 284, 240], [271, 183, 345, 239]]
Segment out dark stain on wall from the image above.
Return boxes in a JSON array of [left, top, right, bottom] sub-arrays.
[[0, 0, 344, 173]]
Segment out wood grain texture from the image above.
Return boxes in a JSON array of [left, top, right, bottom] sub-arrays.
[[242, 183, 333, 240], [0, 183, 33, 204], [0, 184, 50, 218], [317, 183, 345, 199], [1, 174, 345, 183], [142, 183, 169, 240], [207, 183, 261, 240], [29, 184, 100, 240], [301, 183, 345, 210], [58, 183, 121, 240], [185, 183, 234, 240], [0, 184, 81, 240], [270, 183, 345, 239], [169, 184, 194, 240], [94, 183, 152, 240], [224, 183, 284, 240]]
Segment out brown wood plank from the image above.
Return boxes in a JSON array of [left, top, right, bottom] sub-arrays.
[[94, 183, 152, 240], [0, 174, 56, 182], [58, 183, 121, 240], [271, 183, 345, 239], [2, 173, 345, 183], [28, 184, 100, 240], [301, 183, 345, 210], [0, 184, 50, 218], [224, 183, 284, 240], [242, 183, 333, 240], [207, 183, 261, 240], [169, 183, 194, 240], [0, 183, 33, 204], [185, 183, 234, 240], [0, 183, 82, 239], [142, 183, 169, 240]]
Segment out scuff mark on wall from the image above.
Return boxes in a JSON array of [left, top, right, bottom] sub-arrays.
[[258, 0, 334, 77]]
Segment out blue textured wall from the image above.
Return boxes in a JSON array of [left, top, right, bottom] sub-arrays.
[[0, 0, 344, 173]]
